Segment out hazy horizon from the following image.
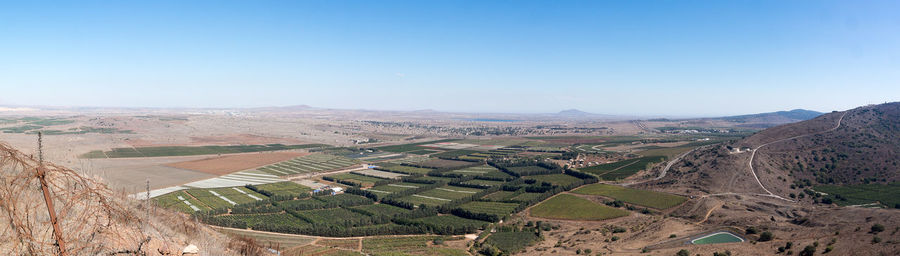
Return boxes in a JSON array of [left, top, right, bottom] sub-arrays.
[[2, 1, 899, 116]]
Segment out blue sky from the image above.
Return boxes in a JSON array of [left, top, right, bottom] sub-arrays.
[[1, 1, 898, 116]]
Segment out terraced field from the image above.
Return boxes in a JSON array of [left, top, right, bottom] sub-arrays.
[[573, 184, 687, 209], [258, 154, 359, 176]]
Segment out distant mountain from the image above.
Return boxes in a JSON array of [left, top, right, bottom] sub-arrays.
[[724, 109, 823, 122], [557, 109, 594, 116]]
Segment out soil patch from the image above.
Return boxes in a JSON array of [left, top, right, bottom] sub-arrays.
[[166, 151, 310, 175]]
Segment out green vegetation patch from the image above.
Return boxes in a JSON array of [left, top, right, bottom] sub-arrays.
[[84, 143, 329, 158], [523, 174, 583, 186], [375, 139, 460, 153], [362, 235, 463, 256], [573, 184, 687, 209], [326, 173, 387, 187], [375, 163, 435, 175], [484, 230, 542, 254], [254, 181, 311, 197], [350, 203, 412, 217], [430, 150, 481, 159], [814, 182, 900, 208], [578, 156, 667, 180], [530, 194, 628, 220], [457, 201, 519, 216]]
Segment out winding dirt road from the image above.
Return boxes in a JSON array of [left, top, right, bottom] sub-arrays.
[[747, 112, 846, 202]]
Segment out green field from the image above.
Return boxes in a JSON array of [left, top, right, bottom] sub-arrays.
[[523, 174, 583, 186], [326, 173, 387, 186], [406, 149, 443, 155], [530, 194, 628, 220], [430, 150, 480, 159], [506, 165, 553, 176], [375, 139, 460, 153], [449, 165, 511, 179], [462, 179, 507, 187], [484, 230, 542, 253], [481, 191, 517, 201], [294, 208, 372, 225], [409, 215, 489, 230], [457, 201, 519, 216], [259, 154, 358, 176], [367, 182, 423, 194], [218, 213, 311, 229], [573, 184, 687, 209], [351, 204, 412, 217], [153, 190, 209, 213], [814, 182, 900, 207], [254, 181, 312, 197], [82, 143, 329, 158], [375, 163, 435, 175], [362, 236, 466, 256], [417, 186, 483, 200], [578, 156, 667, 180]]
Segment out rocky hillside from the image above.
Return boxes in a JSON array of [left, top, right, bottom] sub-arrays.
[[644, 102, 899, 197]]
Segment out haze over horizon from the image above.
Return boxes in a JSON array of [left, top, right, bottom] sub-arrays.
[[2, 1, 899, 116]]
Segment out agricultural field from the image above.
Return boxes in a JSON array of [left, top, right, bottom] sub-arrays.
[[505, 165, 554, 176], [481, 191, 518, 201], [352, 169, 407, 179], [362, 236, 466, 256], [374, 163, 435, 175], [350, 204, 412, 217], [461, 179, 506, 187], [326, 173, 386, 187], [366, 182, 422, 194], [165, 151, 308, 175], [215, 227, 317, 248], [153, 190, 209, 213], [523, 174, 583, 186], [253, 181, 312, 198], [182, 187, 268, 209], [814, 182, 900, 207], [484, 230, 542, 254], [430, 150, 480, 159], [449, 165, 512, 180], [509, 192, 544, 202], [573, 184, 687, 209], [406, 149, 443, 155], [578, 155, 667, 180], [316, 238, 361, 250], [530, 194, 628, 221], [413, 159, 475, 169], [408, 215, 489, 230], [218, 213, 312, 229], [457, 201, 520, 216], [258, 154, 359, 176], [293, 208, 372, 225], [83, 144, 328, 158], [375, 139, 460, 153], [416, 186, 483, 201], [285, 244, 362, 256]]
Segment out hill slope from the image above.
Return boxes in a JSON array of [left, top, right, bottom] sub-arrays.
[[646, 102, 899, 197], [0, 142, 242, 255]]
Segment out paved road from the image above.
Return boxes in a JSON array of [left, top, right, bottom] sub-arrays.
[[747, 112, 846, 202]]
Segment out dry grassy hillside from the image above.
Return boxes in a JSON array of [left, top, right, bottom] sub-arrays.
[[0, 142, 257, 255]]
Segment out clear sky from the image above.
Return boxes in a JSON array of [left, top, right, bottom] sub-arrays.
[[1, 1, 898, 116]]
